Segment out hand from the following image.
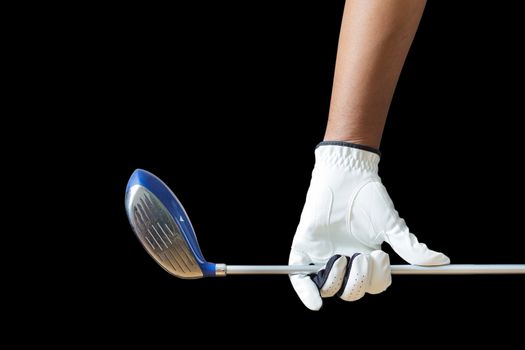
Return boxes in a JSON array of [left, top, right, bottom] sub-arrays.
[[289, 142, 450, 310]]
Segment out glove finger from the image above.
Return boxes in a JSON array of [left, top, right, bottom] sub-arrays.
[[289, 250, 323, 311], [385, 228, 450, 266], [367, 182, 450, 266], [311, 255, 348, 298], [338, 253, 369, 302], [367, 250, 392, 294]]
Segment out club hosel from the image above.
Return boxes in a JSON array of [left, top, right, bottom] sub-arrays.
[[215, 263, 227, 277]]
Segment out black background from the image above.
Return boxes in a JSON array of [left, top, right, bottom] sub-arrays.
[[63, 0, 525, 344]]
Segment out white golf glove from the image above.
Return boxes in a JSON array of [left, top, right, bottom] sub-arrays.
[[290, 142, 450, 310]]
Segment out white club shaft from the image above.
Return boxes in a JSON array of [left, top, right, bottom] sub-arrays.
[[222, 264, 525, 275], [391, 264, 525, 275]]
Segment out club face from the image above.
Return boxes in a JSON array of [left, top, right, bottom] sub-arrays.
[[125, 169, 216, 279]]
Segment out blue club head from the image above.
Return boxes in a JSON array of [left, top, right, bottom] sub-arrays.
[[125, 169, 217, 279]]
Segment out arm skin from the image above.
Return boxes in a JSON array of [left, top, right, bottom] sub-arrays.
[[324, 0, 427, 149]]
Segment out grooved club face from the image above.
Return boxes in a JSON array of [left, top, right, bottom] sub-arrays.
[[125, 169, 215, 279], [126, 185, 202, 278]]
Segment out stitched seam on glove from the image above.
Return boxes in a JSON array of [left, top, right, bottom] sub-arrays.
[[311, 254, 343, 289], [313, 184, 335, 258], [337, 253, 361, 297], [371, 181, 400, 242], [347, 181, 384, 247]]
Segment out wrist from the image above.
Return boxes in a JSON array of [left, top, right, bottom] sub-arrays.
[[317, 140, 381, 156]]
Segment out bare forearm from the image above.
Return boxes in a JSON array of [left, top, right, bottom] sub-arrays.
[[324, 0, 427, 148]]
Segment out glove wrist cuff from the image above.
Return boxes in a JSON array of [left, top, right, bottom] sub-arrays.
[[315, 141, 380, 173]]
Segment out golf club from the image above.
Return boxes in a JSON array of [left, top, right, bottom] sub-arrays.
[[125, 169, 525, 279]]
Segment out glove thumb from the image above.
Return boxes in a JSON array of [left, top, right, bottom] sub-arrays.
[[289, 250, 323, 311]]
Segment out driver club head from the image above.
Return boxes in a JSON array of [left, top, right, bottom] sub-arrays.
[[125, 169, 217, 279]]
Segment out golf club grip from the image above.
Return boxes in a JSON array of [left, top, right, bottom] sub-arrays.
[[223, 264, 525, 275]]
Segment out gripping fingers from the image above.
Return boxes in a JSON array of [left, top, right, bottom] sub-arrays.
[[310, 251, 392, 304], [312, 255, 348, 297]]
